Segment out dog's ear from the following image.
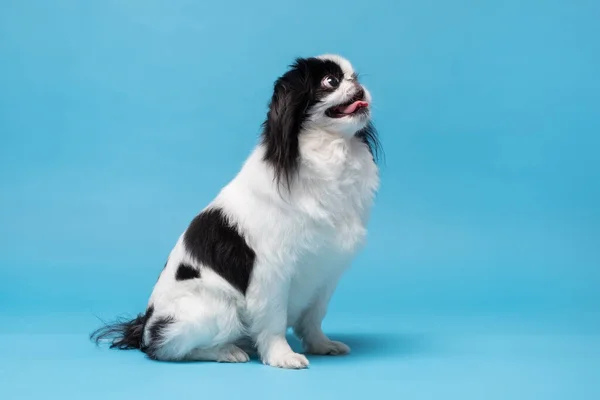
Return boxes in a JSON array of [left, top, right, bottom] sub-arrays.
[[261, 59, 313, 189], [356, 121, 383, 163]]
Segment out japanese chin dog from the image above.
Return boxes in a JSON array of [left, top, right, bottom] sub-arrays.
[[91, 54, 381, 369]]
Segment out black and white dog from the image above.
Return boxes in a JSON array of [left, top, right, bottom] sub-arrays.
[[92, 54, 381, 369]]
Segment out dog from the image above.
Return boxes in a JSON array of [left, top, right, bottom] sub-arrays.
[[91, 54, 381, 369]]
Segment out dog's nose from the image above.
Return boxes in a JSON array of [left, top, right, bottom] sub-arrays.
[[354, 87, 365, 100]]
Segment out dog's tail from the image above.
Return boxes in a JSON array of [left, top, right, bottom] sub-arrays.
[[90, 310, 151, 350]]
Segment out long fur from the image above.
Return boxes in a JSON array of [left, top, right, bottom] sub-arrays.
[[91, 54, 381, 369], [90, 307, 152, 350]]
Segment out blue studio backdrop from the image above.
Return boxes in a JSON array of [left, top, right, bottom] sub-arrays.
[[1, 1, 598, 399]]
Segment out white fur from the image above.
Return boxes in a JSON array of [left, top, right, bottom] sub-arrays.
[[144, 55, 379, 368]]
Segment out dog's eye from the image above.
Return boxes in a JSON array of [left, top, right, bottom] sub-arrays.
[[322, 75, 340, 89]]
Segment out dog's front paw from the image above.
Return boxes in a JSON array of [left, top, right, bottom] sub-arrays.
[[305, 340, 351, 355], [265, 351, 309, 369]]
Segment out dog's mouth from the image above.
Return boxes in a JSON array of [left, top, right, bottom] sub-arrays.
[[326, 93, 369, 118]]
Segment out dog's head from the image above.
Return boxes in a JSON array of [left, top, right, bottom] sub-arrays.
[[261, 55, 379, 187]]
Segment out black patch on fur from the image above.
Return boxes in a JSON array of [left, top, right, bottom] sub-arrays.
[[145, 304, 155, 320], [90, 304, 155, 351], [140, 313, 175, 360], [175, 263, 200, 281], [148, 316, 172, 342], [183, 207, 256, 294], [261, 57, 345, 189]]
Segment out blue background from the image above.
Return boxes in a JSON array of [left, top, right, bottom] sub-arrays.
[[1, 0, 599, 398]]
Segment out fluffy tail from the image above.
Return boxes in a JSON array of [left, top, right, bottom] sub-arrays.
[[90, 311, 149, 350]]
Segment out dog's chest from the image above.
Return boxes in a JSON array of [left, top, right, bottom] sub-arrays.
[[295, 138, 378, 252], [286, 139, 378, 322]]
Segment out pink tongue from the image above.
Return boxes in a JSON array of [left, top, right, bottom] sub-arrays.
[[340, 101, 369, 114]]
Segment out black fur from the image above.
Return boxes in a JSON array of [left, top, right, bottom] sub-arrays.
[[90, 305, 155, 350], [261, 57, 345, 189], [183, 207, 256, 294], [90, 305, 178, 360], [142, 315, 175, 360], [175, 262, 200, 281], [356, 121, 383, 161]]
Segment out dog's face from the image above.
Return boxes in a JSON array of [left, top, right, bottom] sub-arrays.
[[262, 55, 378, 187], [268, 54, 372, 138], [302, 54, 372, 136]]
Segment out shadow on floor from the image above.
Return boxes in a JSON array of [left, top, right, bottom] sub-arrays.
[[287, 331, 433, 360]]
